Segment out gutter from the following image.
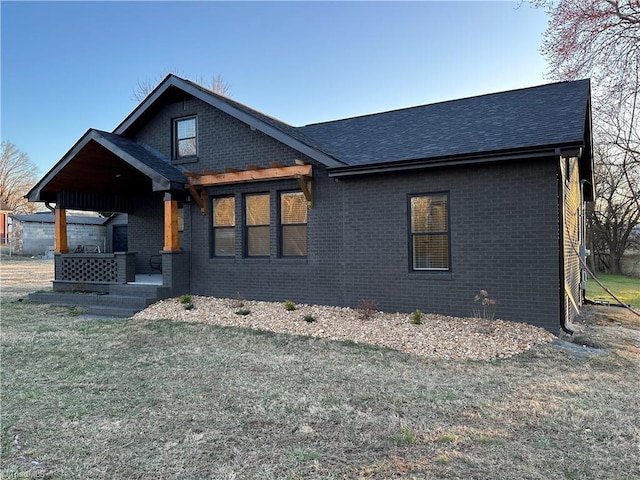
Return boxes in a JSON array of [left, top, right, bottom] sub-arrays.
[[326, 145, 578, 178]]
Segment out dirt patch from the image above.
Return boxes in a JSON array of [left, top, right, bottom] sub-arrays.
[[0, 256, 54, 300], [567, 304, 640, 360]]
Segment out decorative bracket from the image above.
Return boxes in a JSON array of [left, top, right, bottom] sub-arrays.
[[186, 184, 207, 216], [296, 175, 313, 209]]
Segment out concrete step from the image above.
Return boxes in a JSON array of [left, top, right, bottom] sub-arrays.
[[28, 289, 167, 318], [108, 284, 171, 300]]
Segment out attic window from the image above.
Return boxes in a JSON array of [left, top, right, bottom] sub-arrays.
[[174, 116, 197, 159]]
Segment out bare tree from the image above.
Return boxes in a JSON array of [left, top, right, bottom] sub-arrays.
[[133, 69, 232, 102], [0, 141, 39, 214], [589, 146, 640, 274], [533, 0, 640, 205]]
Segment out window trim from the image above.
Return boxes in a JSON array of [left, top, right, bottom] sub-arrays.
[[211, 195, 236, 258], [173, 116, 198, 160], [279, 190, 308, 258], [408, 192, 451, 272], [244, 193, 271, 258]]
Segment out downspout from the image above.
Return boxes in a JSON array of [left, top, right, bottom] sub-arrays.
[[557, 149, 574, 335]]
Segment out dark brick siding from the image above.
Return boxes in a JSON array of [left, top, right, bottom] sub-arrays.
[[562, 156, 584, 327], [128, 191, 165, 274], [129, 97, 565, 331]]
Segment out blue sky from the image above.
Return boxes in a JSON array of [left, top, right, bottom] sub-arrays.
[[1, 1, 550, 174]]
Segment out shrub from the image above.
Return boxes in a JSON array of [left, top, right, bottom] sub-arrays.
[[472, 289, 496, 321], [235, 308, 251, 316], [179, 294, 194, 310], [303, 314, 316, 323], [410, 309, 423, 325], [284, 300, 296, 311], [229, 292, 245, 309], [358, 298, 378, 320]]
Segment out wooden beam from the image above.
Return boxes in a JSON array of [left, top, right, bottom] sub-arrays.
[[225, 167, 242, 173], [190, 164, 312, 187], [183, 172, 201, 178], [246, 164, 262, 170], [54, 208, 68, 253], [186, 184, 207, 216], [269, 161, 285, 168], [203, 169, 222, 175], [164, 196, 180, 251], [296, 176, 313, 209]]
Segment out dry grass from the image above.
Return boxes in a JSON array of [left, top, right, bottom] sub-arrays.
[[1, 299, 638, 479], [1, 257, 639, 479]]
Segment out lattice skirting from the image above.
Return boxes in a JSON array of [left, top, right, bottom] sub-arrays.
[[60, 257, 118, 283]]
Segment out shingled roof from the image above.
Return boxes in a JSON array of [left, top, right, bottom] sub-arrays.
[[297, 79, 591, 168], [28, 76, 593, 205]]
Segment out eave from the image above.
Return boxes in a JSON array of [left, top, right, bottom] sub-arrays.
[[327, 142, 587, 178]]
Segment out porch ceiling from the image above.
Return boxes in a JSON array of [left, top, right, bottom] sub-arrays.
[[41, 140, 152, 198], [28, 129, 187, 204]]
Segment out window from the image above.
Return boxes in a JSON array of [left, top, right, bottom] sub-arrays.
[[280, 191, 307, 256], [213, 197, 235, 256], [410, 194, 449, 270], [174, 116, 197, 158], [245, 194, 270, 256]]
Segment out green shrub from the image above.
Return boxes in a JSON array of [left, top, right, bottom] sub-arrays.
[[410, 309, 423, 325], [179, 294, 192, 305], [284, 300, 296, 311], [235, 308, 251, 316], [303, 314, 316, 323]]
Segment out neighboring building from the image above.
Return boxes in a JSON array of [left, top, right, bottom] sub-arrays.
[[9, 212, 122, 256], [0, 201, 11, 245], [26, 75, 593, 331]]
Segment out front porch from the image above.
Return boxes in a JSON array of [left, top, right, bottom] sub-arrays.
[[30, 249, 191, 317]]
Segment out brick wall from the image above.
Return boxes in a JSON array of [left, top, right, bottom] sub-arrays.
[[130, 96, 564, 331], [561, 156, 583, 327]]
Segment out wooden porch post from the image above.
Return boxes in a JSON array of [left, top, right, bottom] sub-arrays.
[[163, 193, 180, 251], [54, 208, 68, 253]]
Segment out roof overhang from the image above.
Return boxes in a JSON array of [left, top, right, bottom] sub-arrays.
[[114, 75, 344, 168], [27, 129, 186, 203], [326, 145, 576, 178]]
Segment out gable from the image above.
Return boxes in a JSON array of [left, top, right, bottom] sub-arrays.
[[114, 75, 344, 168]]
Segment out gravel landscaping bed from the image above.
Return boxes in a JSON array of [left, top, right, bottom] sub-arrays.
[[134, 296, 556, 360]]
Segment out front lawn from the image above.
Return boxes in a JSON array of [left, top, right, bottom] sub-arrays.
[[1, 300, 639, 479], [585, 273, 640, 307]]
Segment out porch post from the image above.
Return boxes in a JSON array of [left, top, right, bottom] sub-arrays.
[[163, 193, 180, 251], [54, 208, 68, 253]]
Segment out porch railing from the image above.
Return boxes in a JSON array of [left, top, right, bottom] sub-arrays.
[[54, 252, 136, 291]]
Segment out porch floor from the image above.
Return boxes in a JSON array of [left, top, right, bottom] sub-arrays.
[[131, 274, 162, 285]]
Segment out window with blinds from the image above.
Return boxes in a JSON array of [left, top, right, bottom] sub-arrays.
[[212, 196, 235, 256], [245, 194, 270, 257], [280, 191, 307, 256], [410, 194, 450, 270]]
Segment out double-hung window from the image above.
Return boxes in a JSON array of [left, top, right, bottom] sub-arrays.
[[245, 194, 270, 256], [410, 193, 450, 271], [174, 116, 197, 159], [280, 191, 307, 256], [212, 196, 235, 256]]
